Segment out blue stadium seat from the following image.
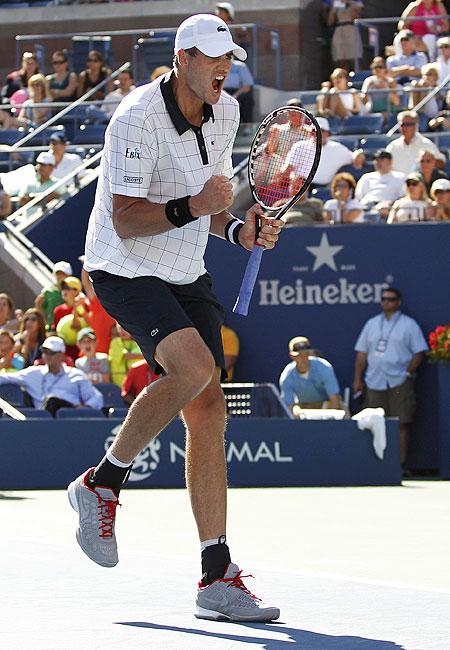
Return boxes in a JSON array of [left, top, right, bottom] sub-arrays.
[[311, 187, 332, 202], [337, 163, 374, 181], [20, 408, 53, 418], [341, 114, 384, 135], [0, 129, 24, 146], [437, 133, 450, 151], [0, 383, 24, 406], [73, 124, 107, 145], [95, 382, 124, 408], [137, 33, 175, 79], [108, 407, 129, 419], [359, 135, 389, 150], [27, 126, 66, 147], [327, 116, 344, 135], [348, 70, 372, 90], [335, 136, 359, 151], [56, 408, 106, 418]]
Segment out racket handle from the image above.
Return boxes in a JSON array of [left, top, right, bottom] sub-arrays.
[[233, 245, 264, 316]]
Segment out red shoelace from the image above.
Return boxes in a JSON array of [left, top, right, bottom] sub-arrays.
[[97, 495, 120, 538], [219, 570, 261, 602]]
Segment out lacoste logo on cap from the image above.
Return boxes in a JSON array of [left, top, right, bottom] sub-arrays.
[[217, 26, 227, 32]]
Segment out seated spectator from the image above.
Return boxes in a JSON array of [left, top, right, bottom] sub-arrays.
[[316, 68, 361, 119], [323, 172, 364, 223], [75, 327, 110, 384], [387, 172, 432, 222], [361, 57, 401, 118], [221, 323, 239, 382], [80, 264, 115, 354], [0, 179, 11, 219], [14, 308, 46, 367], [387, 30, 428, 84], [355, 149, 405, 209], [435, 36, 450, 86], [327, 0, 363, 71], [386, 110, 441, 175], [429, 177, 450, 220], [0, 73, 51, 130], [122, 359, 159, 405], [418, 148, 448, 194], [46, 50, 78, 104], [0, 292, 20, 333], [1, 51, 39, 102], [279, 336, 342, 414], [100, 68, 135, 119], [282, 184, 324, 226], [49, 133, 83, 186], [18, 152, 60, 209], [35, 260, 71, 330], [409, 63, 440, 119], [0, 335, 103, 416], [429, 88, 450, 130], [311, 117, 365, 187], [216, 1, 235, 24], [223, 59, 254, 123], [150, 65, 171, 82], [53, 276, 88, 361], [398, 1, 449, 63], [0, 329, 24, 373], [77, 50, 113, 101], [109, 323, 143, 387]]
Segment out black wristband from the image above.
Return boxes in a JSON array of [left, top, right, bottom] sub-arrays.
[[165, 195, 197, 228], [224, 218, 245, 247]]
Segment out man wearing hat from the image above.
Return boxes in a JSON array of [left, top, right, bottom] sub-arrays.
[[18, 151, 60, 207], [311, 117, 365, 187], [0, 335, 103, 415], [387, 30, 427, 84], [75, 327, 110, 384], [279, 336, 342, 414], [52, 275, 88, 361], [49, 132, 83, 185], [436, 36, 450, 86], [69, 13, 282, 622], [430, 177, 450, 220], [35, 260, 72, 330], [216, 2, 235, 23], [355, 149, 405, 210]]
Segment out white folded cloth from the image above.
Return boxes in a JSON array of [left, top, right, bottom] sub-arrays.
[[352, 407, 386, 460]]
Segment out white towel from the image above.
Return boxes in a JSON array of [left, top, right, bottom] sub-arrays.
[[352, 407, 387, 460]]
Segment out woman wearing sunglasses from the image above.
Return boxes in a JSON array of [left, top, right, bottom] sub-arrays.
[[46, 50, 78, 104], [323, 172, 364, 223], [361, 57, 401, 118], [77, 50, 113, 102], [387, 173, 432, 223]]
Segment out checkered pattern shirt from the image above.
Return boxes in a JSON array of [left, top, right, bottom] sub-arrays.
[[85, 72, 240, 283]]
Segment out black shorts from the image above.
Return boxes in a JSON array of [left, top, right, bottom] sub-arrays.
[[90, 270, 225, 378]]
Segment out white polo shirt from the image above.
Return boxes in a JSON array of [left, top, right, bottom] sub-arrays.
[[85, 72, 240, 284], [312, 139, 354, 186], [386, 133, 441, 176], [355, 170, 405, 207]]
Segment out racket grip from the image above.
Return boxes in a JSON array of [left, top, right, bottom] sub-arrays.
[[233, 245, 264, 316]]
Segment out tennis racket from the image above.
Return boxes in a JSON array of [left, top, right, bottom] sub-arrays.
[[233, 106, 322, 316]]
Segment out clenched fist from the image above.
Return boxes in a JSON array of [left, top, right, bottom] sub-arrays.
[[189, 175, 234, 217]]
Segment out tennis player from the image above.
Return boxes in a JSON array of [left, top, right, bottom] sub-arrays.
[[68, 13, 282, 622]]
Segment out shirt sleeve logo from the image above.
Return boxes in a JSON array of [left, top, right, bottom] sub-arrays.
[[123, 175, 143, 184], [125, 147, 141, 159]]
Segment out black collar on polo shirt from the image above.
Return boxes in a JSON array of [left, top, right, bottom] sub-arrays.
[[160, 71, 214, 135]]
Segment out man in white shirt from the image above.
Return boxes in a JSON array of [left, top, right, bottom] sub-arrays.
[[386, 110, 441, 175], [435, 36, 450, 86], [312, 117, 365, 186], [0, 335, 103, 415], [49, 133, 84, 186], [355, 149, 405, 209], [100, 69, 136, 118]]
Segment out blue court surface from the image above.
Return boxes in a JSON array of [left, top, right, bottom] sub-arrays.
[[2, 482, 450, 649]]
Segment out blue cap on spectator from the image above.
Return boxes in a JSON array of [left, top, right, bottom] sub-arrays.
[[49, 132, 67, 144], [374, 149, 392, 159]]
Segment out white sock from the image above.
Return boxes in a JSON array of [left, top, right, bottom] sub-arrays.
[[106, 449, 131, 468], [200, 535, 227, 552]]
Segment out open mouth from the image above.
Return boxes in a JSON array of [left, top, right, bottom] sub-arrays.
[[212, 75, 225, 94]]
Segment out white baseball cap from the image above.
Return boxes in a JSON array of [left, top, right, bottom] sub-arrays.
[[174, 14, 247, 61], [316, 117, 330, 132], [430, 177, 450, 198], [41, 336, 66, 354], [216, 2, 235, 20], [36, 151, 55, 165], [52, 261, 72, 276]]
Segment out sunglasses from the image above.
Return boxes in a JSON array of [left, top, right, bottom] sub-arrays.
[[406, 180, 420, 186], [439, 45, 450, 49], [420, 158, 433, 163], [400, 122, 416, 127], [372, 65, 385, 70], [381, 297, 399, 302], [25, 316, 38, 322], [52, 59, 65, 64]]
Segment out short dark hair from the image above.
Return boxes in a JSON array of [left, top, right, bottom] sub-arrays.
[[382, 286, 402, 300], [120, 68, 134, 80]]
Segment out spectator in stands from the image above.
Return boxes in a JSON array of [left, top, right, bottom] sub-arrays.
[[109, 323, 143, 387], [323, 172, 364, 223], [353, 286, 428, 465], [77, 50, 113, 102], [0, 292, 20, 333], [150, 66, 172, 82], [49, 133, 83, 185], [100, 69, 135, 119], [0, 179, 11, 219], [53, 275, 88, 361], [311, 117, 365, 186], [75, 327, 110, 384], [0, 73, 50, 130], [122, 359, 159, 406], [418, 147, 448, 193], [355, 149, 405, 210], [386, 110, 441, 174], [361, 57, 401, 118], [221, 323, 239, 382], [80, 264, 115, 354], [0, 335, 103, 416], [223, 59, 254, 123], [215, 2, 235, 24], [409, 63, 440, 119], [1, 51, 39, 102], [429, 177, 450, 219], [279, 336, 342, 413], [327, 0, 363, 71], [35, 260, 71, 330], [0, 329, 24, 373], [387, 172, 432, 222], [14, 307, 46, 367], [387, 30, 428, 84], [46, 49, 78, 104], [282, 182, 324, 226], [435, 36, 450, 85], [398, 1, 449, 63], [316, 68, 361, 119], [429, 88, 450, 129], [19, 151, 60, 208]]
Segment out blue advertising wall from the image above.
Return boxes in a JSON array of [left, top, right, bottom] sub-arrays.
[[0, 418, 401, 489]]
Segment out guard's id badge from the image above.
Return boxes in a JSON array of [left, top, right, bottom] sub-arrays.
[[375, 338, 387, 356]]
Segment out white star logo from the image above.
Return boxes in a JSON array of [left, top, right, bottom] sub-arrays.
[[306, 233, 343, 272]]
